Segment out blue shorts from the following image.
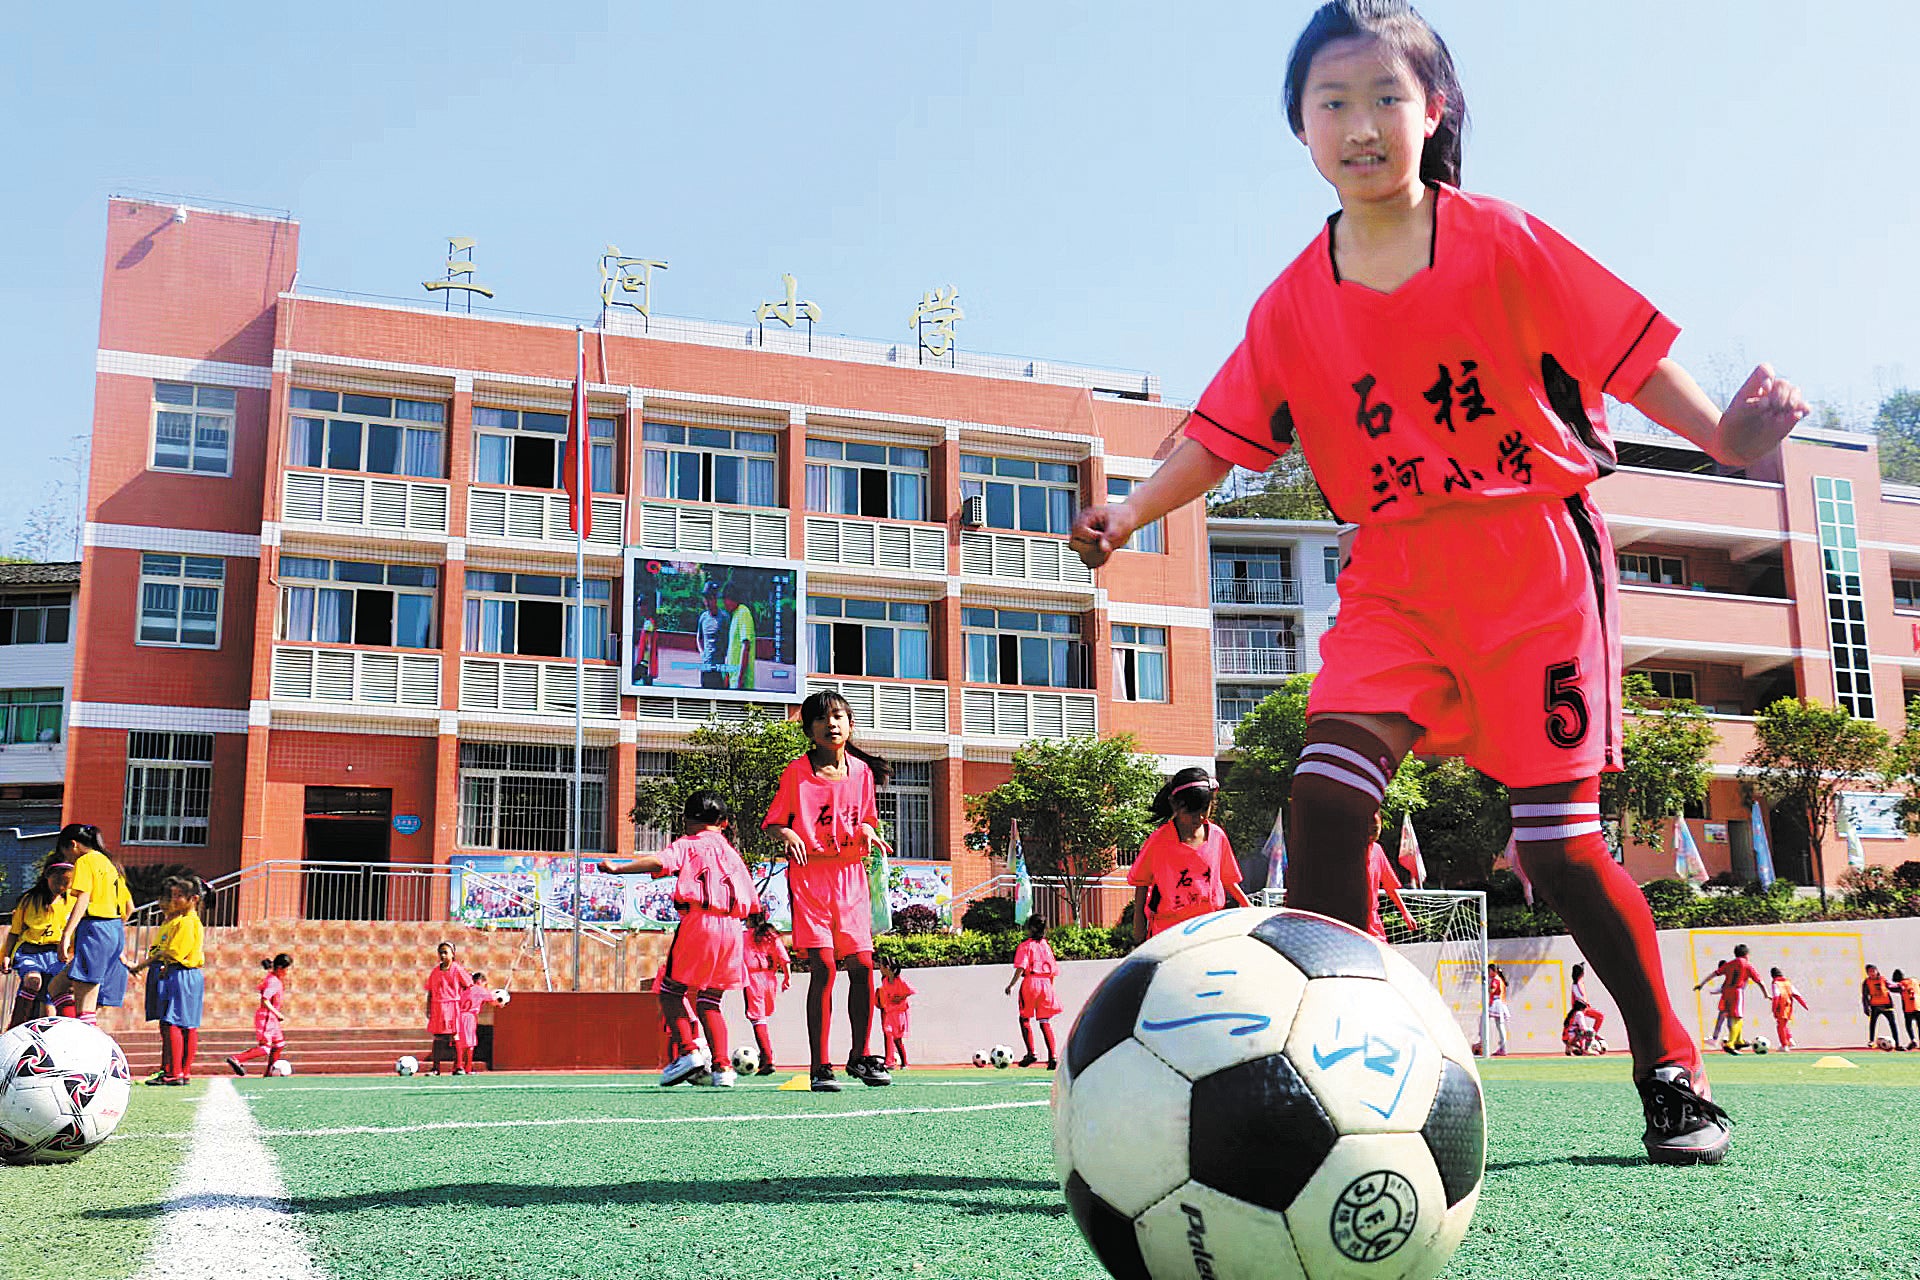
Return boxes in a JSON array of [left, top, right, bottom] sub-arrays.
[[144, 965, 163, 1021], [10, 944, 64, 983], [155, 966, 204, 1028], [70, 916, 129, 1007]]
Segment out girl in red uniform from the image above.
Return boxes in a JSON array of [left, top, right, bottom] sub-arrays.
[[764, 690, 894, 1093], [1363, 813, 1417, 940], [873, 956, 915, 1071], [1006, 914, 1061, 1068], [456, 970, 499, 1074], [1127, 768, 1251, 942], [602, 790, 759, 1087], [227, 953, 293, 1076], [424, 941, 473, 1076], [1768, 967, 1809, 1052], [742, 910, 789, 1075], [1070, 0, 1808, 1164]]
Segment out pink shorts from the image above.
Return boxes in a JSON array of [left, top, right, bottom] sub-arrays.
[[1310, 493, 1621, 788], [428, 1000, 460, 1037], [254, 1011, 285, 1049], [1019, 977, 1061, 1020], [745, 971, 780, 1024], [788, 857, 873, 960], [881, 1009, 909, 1039], [662, 908, 747, 994], [456, 1012, 480, 1049]]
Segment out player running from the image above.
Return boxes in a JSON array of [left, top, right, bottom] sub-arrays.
[[228, 953, 293, 1076], [1694, 944, 1765, 1054], [1006, 914, 1062, 1069], [1768, 967, 1809, 1053], [1070, 0, 1808, 1163]]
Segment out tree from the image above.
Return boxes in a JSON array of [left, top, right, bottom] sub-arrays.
[[1874, 389, 1920, 485], [1741, 697, 1890, 909], [1600, 672, 1719, 850], [964, 734, 1163, 923], [1207, 450, 1333, 521], [1879, 696, 1920, 837], [13, 434, 87, 562], [630, 710, 810, 871], [1394, 758, 1509, 886]]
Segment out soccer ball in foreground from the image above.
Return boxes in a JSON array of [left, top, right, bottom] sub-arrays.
[[0, 1018, 132, 1164], [991, 1045, 1015, 1069], [1054, 908, 1484, 1280], [396, 1055, 419, 1076], [270, 1059, 294, 1076], [972, 1050, 991, 1068], [493, 988, 511, 1006], [731, 1045, 759, 1074], [1750, 1038, 1768, 1055]]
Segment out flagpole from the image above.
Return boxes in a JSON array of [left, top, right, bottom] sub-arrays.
[[571, 326, 586, 992]]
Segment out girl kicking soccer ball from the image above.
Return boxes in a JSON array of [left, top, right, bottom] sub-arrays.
[[1071, 0, 1808, 1164], [601, 789, 760, 1087], [874, 956, 915, 1071], [3, 858, 72, 1028], [1005, 915, 1061, 1069], [228, 953, 293, 1076], [1127, 768, 1251, 943], [765, 690, 894, 1093]]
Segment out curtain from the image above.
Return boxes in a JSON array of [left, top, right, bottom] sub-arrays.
[[404, 428, 443, 479]]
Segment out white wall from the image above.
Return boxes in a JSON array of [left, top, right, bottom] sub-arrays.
[[0, 629, 72, 787]]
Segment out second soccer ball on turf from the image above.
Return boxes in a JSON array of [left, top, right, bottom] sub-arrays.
[[1750, 1038, 1768, 1055], [731, 1045, 759, 1074], [269, 1059, 294, 1076], [990, 1045, 1014, 1069], [396, 1055, 419, 1076], [972, 1050, 990, 1068]]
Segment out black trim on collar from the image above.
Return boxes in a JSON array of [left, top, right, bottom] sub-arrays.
[[1324, 185, 1441, 285]]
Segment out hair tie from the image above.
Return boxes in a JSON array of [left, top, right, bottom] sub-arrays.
[[49, 861, 74, 870], [1171, 777, 1216, 798]]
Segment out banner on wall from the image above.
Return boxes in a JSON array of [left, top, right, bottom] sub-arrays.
[[1839, 792, 1902, 841]]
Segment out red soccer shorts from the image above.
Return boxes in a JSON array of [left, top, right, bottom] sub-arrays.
[[788, 857, 874, 960], [1309, 492, 1622, 788], [662, 908, 747, 993]]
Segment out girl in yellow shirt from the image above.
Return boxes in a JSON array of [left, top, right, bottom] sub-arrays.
[[2, 858, 73, 1027], [49, 824, 131, 1024], [128, 876, 206, 1085]]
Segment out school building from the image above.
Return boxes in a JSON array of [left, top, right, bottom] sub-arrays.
[[1208, 423, 1920, 889], [69, 197, 1214, 920]]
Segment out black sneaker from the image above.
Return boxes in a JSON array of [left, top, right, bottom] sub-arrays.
[[225, 1057, 246, 1077], [809, 1065, 842, 1093], [1638, 1065, 1732, 1166], [846, 1055, 892, 1087], [755, 1063, 777, 1077], [1017, 1053, 1038, 1068]]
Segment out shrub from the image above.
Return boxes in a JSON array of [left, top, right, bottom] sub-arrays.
[[872, 925, 1131, 969], [959, 896, 1017, 934], [890, 904, 942, 936], [1638, 878, 1699, 930], [1894, 861, 1920, 890]]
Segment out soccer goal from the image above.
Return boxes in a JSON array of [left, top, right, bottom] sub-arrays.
[[1252, 887, 1490, 1057]]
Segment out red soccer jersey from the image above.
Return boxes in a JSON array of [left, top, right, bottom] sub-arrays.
[[1013, 938, 1058, 979], [1128, 821, 1241, 933], [763, 754, 880, 863], [1711, 957, 1762, 1013], [744, 929, 789, 976], [875, 974, 915, 1013], [1364, 842, 1399, 940], [1188, 185, 1678, 525]]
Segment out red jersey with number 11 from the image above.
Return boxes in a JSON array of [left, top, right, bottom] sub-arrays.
[[1189, 185, 1678, 526]]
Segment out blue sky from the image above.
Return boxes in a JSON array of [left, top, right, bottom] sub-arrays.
[[4, 2, 1915, 548]]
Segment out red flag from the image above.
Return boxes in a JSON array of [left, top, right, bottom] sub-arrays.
[[1397, 812, 1426, 888], [564, 329, 591, 539]]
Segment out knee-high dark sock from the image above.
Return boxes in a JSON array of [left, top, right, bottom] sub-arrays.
[[845, 960, 875, 1065], [1512, 779, 1698, 1082], [1287, 721, 1397, 928], [806, 958, 834, 1068], [754, 1023, 774, 1067], [9, 988, 38, 1029], [1039, 1019, 1057, 1062], [695, 992, 729, 1064], [1020, 1018, 1036, 1057]]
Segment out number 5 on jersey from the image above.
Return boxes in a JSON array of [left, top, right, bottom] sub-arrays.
[[1544, 660, 1589, 748]]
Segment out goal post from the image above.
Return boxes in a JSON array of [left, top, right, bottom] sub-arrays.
[[1251, 888, 1491, 1057]]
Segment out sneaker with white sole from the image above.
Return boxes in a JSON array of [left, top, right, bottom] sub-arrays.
[[846, 1055, 892, 1087], [809, 1065, 842, 1092], [702, 1068, 737, 1088], [659, 1050, 710, 1087], [1638, 1065, 1732, 1165]]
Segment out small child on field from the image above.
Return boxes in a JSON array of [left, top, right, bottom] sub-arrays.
[[424, 941, 473, 1076], [457, 970, 503, 1074], [741, 911, 790, 1075], [228, 953, 293, 1076], [873, 956, 915, 1071], [1005, 914, 1061, 1069], [1768, 967, 1809, 1052], [128, 876, 206, 1085]]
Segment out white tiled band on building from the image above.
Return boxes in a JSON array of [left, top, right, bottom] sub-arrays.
[[69, 703, 250, 735], [84, 524, 262, 559], [95, 350, 274, 389]]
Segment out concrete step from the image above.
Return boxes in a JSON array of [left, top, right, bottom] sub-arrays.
[[111, 1026, 445, 1076]]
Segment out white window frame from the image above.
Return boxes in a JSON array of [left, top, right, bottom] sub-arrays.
[[641, 422, 779, 508], [0, 688, 62, 745], [877, 760, 933, 861], [1105, 478, 1165, 552], [1112, 624, 1169, 702], [805, 439, 930, 521], [151, 382, 235, 476], [463, 571, 613, 659], [123, 730, 213, 846], [277, 557, 440, 650], [288, 388, 447, 479], [0, 592, 72, 646], [138, 554, 225, 649], [807, 596, 932, 680], [1323, 545, 1341, 584], [472, 406, 617, 494], [961, 607, 1088, 689], [457, 742, 608, 853], [959, 455, 1078, 535]]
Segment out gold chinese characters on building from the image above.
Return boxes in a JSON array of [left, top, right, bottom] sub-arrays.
[[422, 237, 494, 312], [910, 286, 964, 362], [600, 246, 668, 320]]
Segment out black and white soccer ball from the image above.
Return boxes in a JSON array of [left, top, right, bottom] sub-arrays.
[[991, 1045, 1015, 1069], [270, 1059, 294, 1076], [731, 1045, 759, 1074], [396, 1055, 419, 1076], [1053, 908, 1484, 1280], [972, 1050, 991, 1068], [1750, 1037, 1768, 1055], [0, 1018, 132, 1164]]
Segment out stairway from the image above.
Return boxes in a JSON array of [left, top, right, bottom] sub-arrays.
[[114, 1026, 445, 1077]]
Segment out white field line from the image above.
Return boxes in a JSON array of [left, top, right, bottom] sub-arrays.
[[129, 1077, 324, 1280], [242, 1078, 1054, 1096], [254, 1097, 1048, 1139]]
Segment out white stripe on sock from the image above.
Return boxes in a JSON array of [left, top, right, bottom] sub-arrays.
[[1510, 803, 1602, 819], [1294, 759, 1384, 804], [1510, 821, 1603, 841], [1298, 742, 1389, 792]]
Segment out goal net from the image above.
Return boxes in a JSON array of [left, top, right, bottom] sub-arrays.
[[1252, 888, 1489, 1057]]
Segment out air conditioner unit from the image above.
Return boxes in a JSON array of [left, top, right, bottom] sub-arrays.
[[960, 495, 986, 528]]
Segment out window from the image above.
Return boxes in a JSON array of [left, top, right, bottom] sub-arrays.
[[1211, 546, 1295, 604], [1617, 553, 1684, 586], [139, 554, 224, 648], [0, 689, 61, 745], [808, 597, 931, 679], [0, 593, 71, 645], [1213, 616, 1297, 674], [473, 407, 617, 493], [1815, 475, 1874, 719], [1895, 578, 1920, 610], [288, 389, 447, 479], [1112, 624, 1169, 701], [962, 607, 1087, 688], [805, 439, 930, 521], [458, 742, 607, 852], [464, 571, 612, 659], [1636, 669, 1697, 702], [278, 557, 439, 649], [1217, 683, 1271, 727], [960, 455, 1077, 534], [1323, 545, 1341, 584], [123, 731, 213, 846], [152, 383, 234, 475], [641, 422, 777, 507], [1105, 479, 1165, 553], [877, 760, 933, 861]]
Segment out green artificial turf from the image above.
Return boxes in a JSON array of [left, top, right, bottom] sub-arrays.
[[0, 1079, 202, 1280]]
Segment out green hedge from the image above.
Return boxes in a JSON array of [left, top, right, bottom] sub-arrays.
[[874, 922, 1131, 969]]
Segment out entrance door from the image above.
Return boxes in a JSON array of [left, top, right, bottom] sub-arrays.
[[303, 787, 392, 921]]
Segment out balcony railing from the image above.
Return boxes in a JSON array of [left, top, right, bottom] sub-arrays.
[[282, 471, 450, 535], [269, 646, 442, 708], [960, 688, 1097, 739], [635, 500, 789, 559], [804, 516, 948, 575], [1211, 643, 1301, 676], [806, 678, 949, 735], [959, 532, 1094, 586], [1209, 578, 1302, 606], [467, 489, 624, 549], [460, 657, 620, 719]]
